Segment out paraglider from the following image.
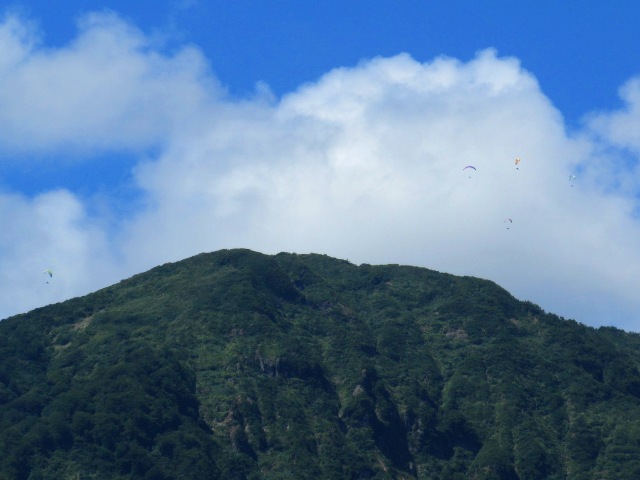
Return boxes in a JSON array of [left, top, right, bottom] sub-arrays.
[[569, 175, 576, 187], [43, 269, 52, 284], [463, 165, 476, 178], [504, 218, 513, 229], [515, 157, 521, 170]]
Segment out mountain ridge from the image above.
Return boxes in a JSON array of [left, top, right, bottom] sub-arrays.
[[1, 248, 639, 479]]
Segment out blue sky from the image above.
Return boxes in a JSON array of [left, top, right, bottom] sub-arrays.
[[2, 1, 640, 331], [19, 1, 640, 122]]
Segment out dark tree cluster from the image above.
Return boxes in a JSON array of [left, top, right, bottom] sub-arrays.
[[1, 248, 640, 479]]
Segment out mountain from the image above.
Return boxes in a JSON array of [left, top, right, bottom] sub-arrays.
[[1, 248, 640, 479]]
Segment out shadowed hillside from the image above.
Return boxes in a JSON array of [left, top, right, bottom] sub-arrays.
[[1, 249, 640, 479]]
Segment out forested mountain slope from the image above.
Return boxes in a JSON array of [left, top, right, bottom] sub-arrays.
[[1, 249, 639, 479]]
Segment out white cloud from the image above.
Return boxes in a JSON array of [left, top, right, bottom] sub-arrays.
[[0, 13, 639, 331], [0, 12, 220, 155], [584, 78, 640, 199], [588, 77, 640, 153], [0, 189, 118, 316]]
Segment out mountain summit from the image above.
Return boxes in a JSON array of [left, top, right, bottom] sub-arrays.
[[1, 249, 639, 479]]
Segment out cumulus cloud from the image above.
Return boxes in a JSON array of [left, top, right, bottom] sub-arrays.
[[0, 189, 118, 316], [0, 11, 219, 155], [0, 12, 639, 331], [584, 78, 640, 200], [588, 78, 640, 153]]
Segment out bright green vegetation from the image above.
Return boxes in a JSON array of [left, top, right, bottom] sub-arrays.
[[1, 248, 640, 479]]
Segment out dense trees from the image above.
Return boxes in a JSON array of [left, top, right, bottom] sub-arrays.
[[1, 249, 639, 478]]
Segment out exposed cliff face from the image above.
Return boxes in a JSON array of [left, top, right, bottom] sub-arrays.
[[1, 248, 640, 479]]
